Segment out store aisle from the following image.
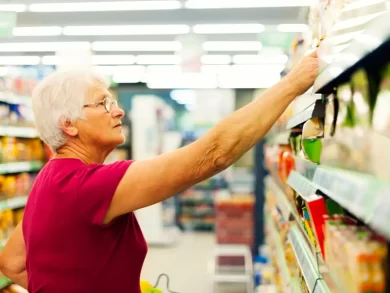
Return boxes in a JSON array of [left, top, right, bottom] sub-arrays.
[[141, 232, 215, 293]]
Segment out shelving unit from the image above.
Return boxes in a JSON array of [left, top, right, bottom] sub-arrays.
[[0, 71, 46, 291], [265, 4, 390, 293]]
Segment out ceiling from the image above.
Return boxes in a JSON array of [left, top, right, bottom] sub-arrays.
[[0, 0, 310, 57], [0, 0, 311, 88]]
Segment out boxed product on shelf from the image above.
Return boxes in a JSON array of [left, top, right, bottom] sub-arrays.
[[215, 195, 254, 246], [324, 215, 388, 293]]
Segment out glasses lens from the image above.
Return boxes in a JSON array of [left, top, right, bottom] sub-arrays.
[[104, 98, 111, 112]]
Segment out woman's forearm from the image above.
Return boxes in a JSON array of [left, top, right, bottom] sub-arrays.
[[202, 78, 297, 169], [108, 52, 318, 215]]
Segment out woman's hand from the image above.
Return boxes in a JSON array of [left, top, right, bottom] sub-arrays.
[[284, 50, 319, 96]]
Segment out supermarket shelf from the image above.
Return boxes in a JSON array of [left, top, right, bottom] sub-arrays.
[[314, 11, 390, 93], [289, 226, 330, 293], [288, 158, 390, 239], [0, 93, 32, 105], [0, 125, 39, 138], [286, 100, 325, 130], [0, 161, 44, 174], [0, 276, 12, 290], [180, 198, 214, 205], [267, 215, 301, 293], [287, 171, 321, 202], [0, 196, 28, 211], [265, 176, 294, 221]]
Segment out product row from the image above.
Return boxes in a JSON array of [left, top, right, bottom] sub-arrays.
[[0, 208, 24, 244], [0, 173, 37, 198], [0, 76, 38, 97], [0, 103, 35, 128], [0, 138, 45, 163]]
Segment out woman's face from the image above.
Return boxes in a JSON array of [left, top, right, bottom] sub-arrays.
[[76, 83, 125, 150]]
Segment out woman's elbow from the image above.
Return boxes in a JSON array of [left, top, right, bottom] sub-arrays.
[[0, 253, 23, 277]]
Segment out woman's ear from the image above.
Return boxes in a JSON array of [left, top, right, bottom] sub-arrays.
[[60, 119, 78, 137]]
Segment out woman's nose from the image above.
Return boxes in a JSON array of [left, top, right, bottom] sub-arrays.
[[111, 104, 125, 118]]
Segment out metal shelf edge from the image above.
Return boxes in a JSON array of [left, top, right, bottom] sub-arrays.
[[314, 11, 390, 93], [286, 100, 325, 130], [289, 226, 330, 293]]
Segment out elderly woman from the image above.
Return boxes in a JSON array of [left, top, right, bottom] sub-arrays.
[[0, 51, 317, 293]]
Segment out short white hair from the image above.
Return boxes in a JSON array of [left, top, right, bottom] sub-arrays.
[[32, 69, 109, 152]]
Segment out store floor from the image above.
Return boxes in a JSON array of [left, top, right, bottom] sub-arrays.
[[141, 232, 248, 293]]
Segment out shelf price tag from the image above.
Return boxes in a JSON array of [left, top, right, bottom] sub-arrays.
[[289, 227, 319, 292], [287, 171, 319, 202]]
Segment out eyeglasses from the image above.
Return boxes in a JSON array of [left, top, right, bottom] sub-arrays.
[[83, 97, 118, 113]]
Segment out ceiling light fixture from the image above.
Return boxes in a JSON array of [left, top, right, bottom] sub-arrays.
[[0, 42, 91, 52], [29, 1, 181, 12], [277, 24, 309, 32], [201, 55, 231, 64], [203, 41, 262, 51], [92, 41, 182, 52], [13, 26, 63, 36], [0, 56, 41, 65], [94, 65, 145, 75], [193, 24, 265, 34], [233, 54, 288, 64], [136, 55, 181, 65], [185, 0, 314, 9], [0, 4, 27, 12], [63, 25, 190, 36], [42, 55, 137, 65]]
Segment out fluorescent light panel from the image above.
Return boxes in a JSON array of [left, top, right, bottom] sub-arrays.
[[185, 0, 314, 9], [136, 55, 181, 65], [233, 54, 288, 64], [0, 4, 27, 12], [13, 26, 62, 36], [94, 65, 145, 75], [0, 56, 41, 65], [0, 42, 91, 52], [29, 1, 181, 12], [63, 25, 190, 36], [193, 24, 264, 34], [201, 55, 231, 64], [203, 41, 262, 51], [42, 55, 136, 65], [92, 41, 182, 52], [277, 24, 309, 32]]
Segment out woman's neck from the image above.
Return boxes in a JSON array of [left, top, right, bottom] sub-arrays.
[[55, 143, 108, 165]]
